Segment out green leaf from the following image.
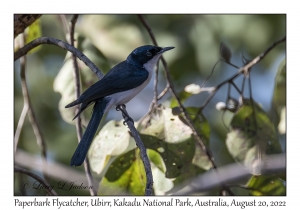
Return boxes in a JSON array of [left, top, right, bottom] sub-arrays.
[[246, 175, 286, 195], [140, 134, 194, 178], [226, 99, 282, 175], [172, 164, 206, 187], [102, 148, 173, 195], [175, 107, 212, 170], [88, 120, 136, 174], [273, 59, 286, 109], [272, 58, 286, 134], [148, 149, 174, 194], [98, 150, 146, 195], [140, 107, 196, 178], [147, 149, 165, 173], [105, 149, 136, 182]]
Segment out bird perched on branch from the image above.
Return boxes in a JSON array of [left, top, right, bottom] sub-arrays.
[[65, 45, 175, 166]]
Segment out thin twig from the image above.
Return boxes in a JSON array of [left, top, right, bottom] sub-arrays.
[[17, 34, 49, 184], [197, 36, 286, 113], [137, 15, 159, 46], [14, 104, 28, 152], [69, 15, 82, 146], [137, 15, 161, 112], [14, 37, 103, 79], [59, 14, 70, 35], [226, 61, 240, 69], [69, 14, 96, 196], [153, 62, 159, 106], [201, 59, 222, 88], [230, 81, 243, 95], [157, 85, 170, 100], [117, 105, 153, 195], [141, 84, 170, 128], [14, 166, 57, 196]]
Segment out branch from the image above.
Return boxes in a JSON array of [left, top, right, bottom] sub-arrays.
[[14, 166, 57, 196], [117, 105, 153, 196], [15, 149, 99, 190], [14, 14, 42, 38], [69, 14, 96, 196], [16, 34, 49, 183], [137, 15, 158, 46], [14, 37, 103, 79], [171, 153, 286, 195], [198, 36, 286, 112], [14, 103, 28, 152], [137, 15, 170, 116]]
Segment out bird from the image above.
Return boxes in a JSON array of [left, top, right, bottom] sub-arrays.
[[65, 45, 175, 166]]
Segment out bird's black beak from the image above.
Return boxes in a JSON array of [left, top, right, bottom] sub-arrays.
[[159, 46, 175, 54]]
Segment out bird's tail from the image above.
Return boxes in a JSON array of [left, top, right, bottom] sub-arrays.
[[70, 98, 109, 166]]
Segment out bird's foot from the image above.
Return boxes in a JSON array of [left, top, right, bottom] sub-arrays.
[[116, 104, 126, 111], [116, 104, 134, 125]]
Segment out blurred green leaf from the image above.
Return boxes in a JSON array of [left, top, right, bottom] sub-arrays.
[[25, 19, 42, 54], [14, 19, 42, 53], [272, 58, 286, 134], [246, 175, 286, 195], [226, 99, 282, 175]]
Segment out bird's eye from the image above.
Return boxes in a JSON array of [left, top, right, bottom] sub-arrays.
[[146, 51, 152, 56]]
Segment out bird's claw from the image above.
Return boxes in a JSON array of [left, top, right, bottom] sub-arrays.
[[116, 104, 126, 111], [116, 104, 133, 125], [123, 117, 134, 126]]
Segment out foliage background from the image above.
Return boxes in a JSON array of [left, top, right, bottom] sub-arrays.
[[14, 14, 286, 195]]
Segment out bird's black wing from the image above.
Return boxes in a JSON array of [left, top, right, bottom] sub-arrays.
[[65, 61, 148, 108]]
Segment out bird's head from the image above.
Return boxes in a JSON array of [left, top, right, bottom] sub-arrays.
[[126, 45, 174, 68]]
